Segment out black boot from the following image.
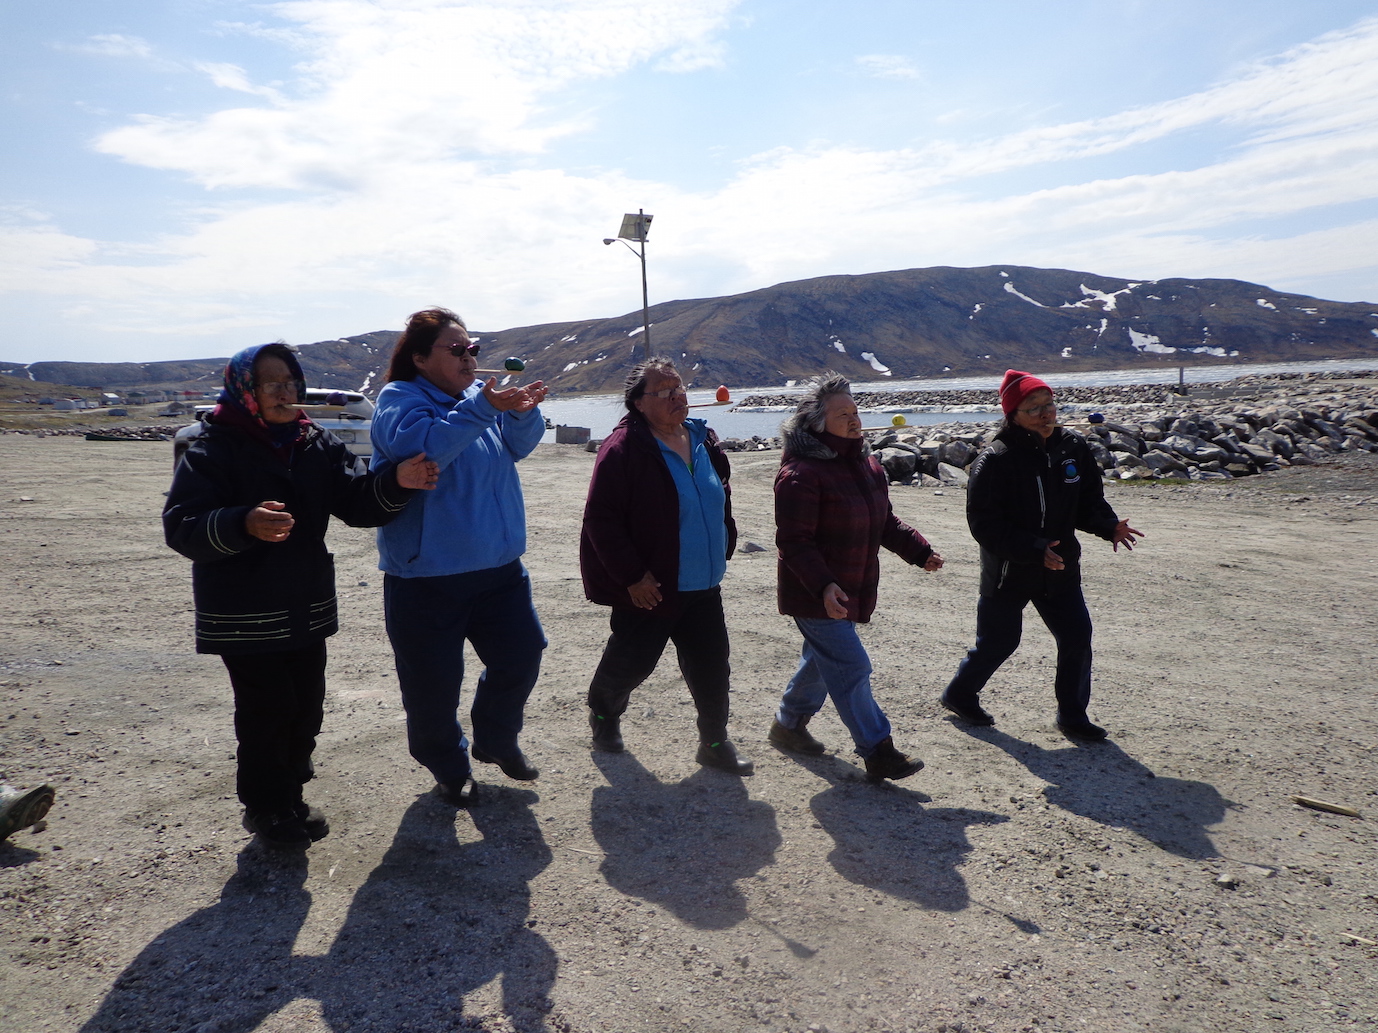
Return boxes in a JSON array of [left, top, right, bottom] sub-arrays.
[[863, 737, 924, 783], [589, 711, 624, 752], [697, 739, 754, 775], [768, 716, 827, 755]]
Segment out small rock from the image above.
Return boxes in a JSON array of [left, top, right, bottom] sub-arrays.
[[738, 541, 767, 554], [1215, 873, 1240, 889]]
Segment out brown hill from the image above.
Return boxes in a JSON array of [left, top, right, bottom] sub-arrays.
[[6, 265, 1375, 395]]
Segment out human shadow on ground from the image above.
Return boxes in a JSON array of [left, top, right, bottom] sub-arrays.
[[82, 789, 557, 1033], [953, 725, 1230, 859], [314, 787, 556, 1033], [81, 845, 312, 1033], [787, 753, 1009, 914], [589, 751, 781, 930]]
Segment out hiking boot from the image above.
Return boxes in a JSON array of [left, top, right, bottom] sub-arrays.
[[293, 800, 330, 841], [436, 777, 479, 808], [1056, 717, 1109, 742], [696, 739, 755, 775], [242, 808, 312, 849], [768, 716, 827, 755], [863, 737, 925, 782], [589, 711, 624, 753], [938, 692, 995, 726], [471, 745, 539, 781]]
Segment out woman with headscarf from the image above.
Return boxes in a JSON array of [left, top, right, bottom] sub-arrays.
[[938, 369, 1143, 740], [580, 357, 753, 774], [770, 373, 941, 782], [164, 343, 438, 848], [370, 308, 549, 807]]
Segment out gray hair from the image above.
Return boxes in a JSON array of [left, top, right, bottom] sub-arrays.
[[623, 356, 680, 412], [794, 372, 852, 434]]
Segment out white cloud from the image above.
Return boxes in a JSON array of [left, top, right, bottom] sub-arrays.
[[855, 54, 921, 80], [9, 6, 1378, 356], [60, 34, 155, 59]]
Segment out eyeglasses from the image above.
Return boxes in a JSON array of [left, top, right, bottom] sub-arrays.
[[645, 385, 687, 399], [446, 342, 481, 357], [1018, 402, 1057, 417], [256, 380, 299, 396]]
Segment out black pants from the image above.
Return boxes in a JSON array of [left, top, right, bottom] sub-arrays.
[[586, 587, 731, 742], [221, 641, 327, 813], [943, 587, 1094, 722]]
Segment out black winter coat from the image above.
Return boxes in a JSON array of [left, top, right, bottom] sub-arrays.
[[965, 424, 1120, 598], [164, 423, 413, 654]]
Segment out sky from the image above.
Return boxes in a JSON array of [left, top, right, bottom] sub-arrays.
[[3, 0, 1378, 364]]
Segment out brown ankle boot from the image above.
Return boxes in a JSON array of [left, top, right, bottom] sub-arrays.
[[768, 715, 827, 755], [863, 736, 924, 782]]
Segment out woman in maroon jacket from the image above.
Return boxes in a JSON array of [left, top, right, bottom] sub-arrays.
[[579, 358, 752, 774], [769, 373, 942, 781]]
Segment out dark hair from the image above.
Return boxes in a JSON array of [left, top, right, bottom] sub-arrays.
[[794, 372, 852, 434], [622, 356, 680, 412], [386, 307, 465, 383]]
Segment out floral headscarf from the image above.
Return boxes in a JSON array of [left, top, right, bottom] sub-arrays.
[[208, 343, 311, 458]]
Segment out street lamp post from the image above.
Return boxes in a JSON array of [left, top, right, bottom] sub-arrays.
[[603, 209, 653, 350]]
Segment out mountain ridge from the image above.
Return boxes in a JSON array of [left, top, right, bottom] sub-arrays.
[[5, 265, 1376, 395]]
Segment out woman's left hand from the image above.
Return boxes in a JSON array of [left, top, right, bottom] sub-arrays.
[[922, 551, 944, 572], [1111, 520, 1144, 552], [396, 452, 440, 490]]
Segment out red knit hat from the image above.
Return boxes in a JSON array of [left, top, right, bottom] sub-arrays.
[[998, 369, 1053, 416]]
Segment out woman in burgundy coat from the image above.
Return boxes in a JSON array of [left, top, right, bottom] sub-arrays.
[[769, 373, 943, 782]]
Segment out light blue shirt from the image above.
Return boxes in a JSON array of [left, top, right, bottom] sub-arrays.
[[657, 419, 727, 591], [369, 377, 543, 577]]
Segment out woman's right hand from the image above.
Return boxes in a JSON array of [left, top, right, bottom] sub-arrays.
[[246, 501, 294, 542], [1042, 541, 1065, 570], [822, 582, 850, 619], [627, 572, 663, 610]]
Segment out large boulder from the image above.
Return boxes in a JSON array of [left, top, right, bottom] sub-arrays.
[[935, 462, 969, 487], [877, 448, 918, 483]]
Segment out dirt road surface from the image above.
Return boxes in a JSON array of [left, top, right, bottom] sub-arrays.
[[2, 434, 1375, 1033]]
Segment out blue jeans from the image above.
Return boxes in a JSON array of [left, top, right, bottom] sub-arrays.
[[383, 561, 546, 785], [776, 617, 891, 757], [943, 588, 1094, 722]]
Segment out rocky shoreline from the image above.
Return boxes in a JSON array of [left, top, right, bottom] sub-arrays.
[[723, 371, 1378, 485]]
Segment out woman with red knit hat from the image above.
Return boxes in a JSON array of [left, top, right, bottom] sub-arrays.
[[938, 370, 1142, 740]]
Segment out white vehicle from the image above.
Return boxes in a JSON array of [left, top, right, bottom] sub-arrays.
[[172, 388, 375, 469]]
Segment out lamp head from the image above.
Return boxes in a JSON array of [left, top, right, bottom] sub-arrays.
[[602, 238, 615, 245]]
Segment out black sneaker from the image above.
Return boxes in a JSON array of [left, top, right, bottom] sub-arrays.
[[242, 808, 313, 849], [939, 692, 995, 726], [293, 800, 330, 841], [471, 745, 539, 781]]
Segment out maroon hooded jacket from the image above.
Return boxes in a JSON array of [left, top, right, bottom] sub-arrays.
[[775, 413, 933, 623], [580, 410, 737, 617]]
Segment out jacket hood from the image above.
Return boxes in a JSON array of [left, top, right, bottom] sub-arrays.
[[780, 410, 871, 462]]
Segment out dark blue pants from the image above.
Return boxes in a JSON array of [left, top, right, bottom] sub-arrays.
[[586, 587, 732, 742], [943, 587, 1094, 722], [384, 561, 546, 786], [221, 641, 327, 813]]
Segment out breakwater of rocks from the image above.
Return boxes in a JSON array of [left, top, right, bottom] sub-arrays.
[[721, 372, 1378, 484]]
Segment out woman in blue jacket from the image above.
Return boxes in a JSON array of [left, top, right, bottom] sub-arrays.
[[165, 343, 437, 848], [371, 308, 548, 807]]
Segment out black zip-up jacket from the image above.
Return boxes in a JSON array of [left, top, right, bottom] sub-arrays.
[[164, 423, 413, 654], [965, 424, 1120, 598]]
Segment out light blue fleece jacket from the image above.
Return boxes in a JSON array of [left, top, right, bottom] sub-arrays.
[[370, 376, 544, 577]]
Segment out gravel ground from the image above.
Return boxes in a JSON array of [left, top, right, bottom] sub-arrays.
[[1, 433, 1375, 1033]]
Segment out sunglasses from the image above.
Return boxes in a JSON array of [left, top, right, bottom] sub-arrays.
[[445, 342, 481, 357]]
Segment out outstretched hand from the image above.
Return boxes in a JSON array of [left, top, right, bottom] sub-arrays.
[[1111, 519, 1144, 552], [246, 501, 294, 542], [396, 452, 440, 490], [482, 379, 548, 413]]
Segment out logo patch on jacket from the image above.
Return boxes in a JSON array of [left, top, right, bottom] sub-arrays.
[[1062, 460, 1080, 484]]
